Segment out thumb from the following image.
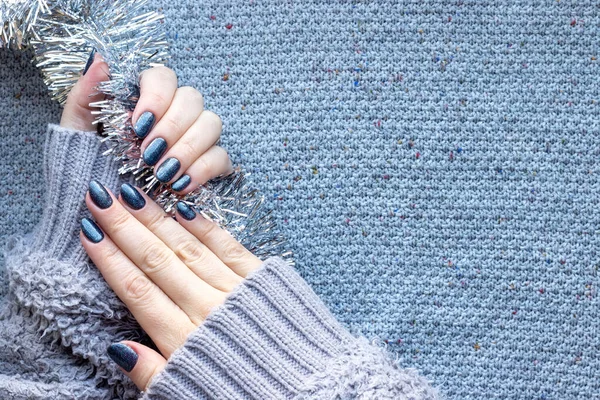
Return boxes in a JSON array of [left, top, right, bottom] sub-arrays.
[[60, 49, 110, 132], [107, 341, 168, 391]]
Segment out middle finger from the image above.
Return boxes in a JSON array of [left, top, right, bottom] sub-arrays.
[[86, 180, 227, 323], [118, 182, 244, 292]]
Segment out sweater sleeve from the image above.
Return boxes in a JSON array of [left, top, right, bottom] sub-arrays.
[[33, 123, 122, 260], [140, 256, 442, 400], [4, 123, 140, 399]]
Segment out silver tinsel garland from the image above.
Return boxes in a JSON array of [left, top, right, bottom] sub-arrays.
[[0, 0, 291, 263]]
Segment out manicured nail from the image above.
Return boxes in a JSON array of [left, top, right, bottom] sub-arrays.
[[171, 174, 191, 192], [134, 111, 155, 139], [89, 180, 113, 209], [82, 48, 96, 76], [142, 137, 167, 166], [81, 218, 104, 243], [120, 183, 146, 210], [176, 201, 196, 220], [155, 157, 180, 183], [107, 343, 138, 372]]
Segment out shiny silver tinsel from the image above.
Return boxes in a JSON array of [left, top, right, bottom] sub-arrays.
[[0, 0, 291, 262]]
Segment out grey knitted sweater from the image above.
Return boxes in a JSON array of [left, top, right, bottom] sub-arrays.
[[1, 124, 440, 399]]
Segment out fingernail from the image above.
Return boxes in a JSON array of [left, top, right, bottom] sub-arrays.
[[142, 137, 167, 166], [82, 48, 96, 76], [89, 180, 113, 209], [155, 157, 180, 183], [176, 201, 196, 220], [120, 183, 146, 210], [81, 218, 104, 243], [133, 111, 155, 139], [171, 174, 191, 192], [107, 343, 138, 372]]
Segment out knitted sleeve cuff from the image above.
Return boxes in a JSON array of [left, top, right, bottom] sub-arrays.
[[33, 123, 121, 261], [140, 256, 441, 400]]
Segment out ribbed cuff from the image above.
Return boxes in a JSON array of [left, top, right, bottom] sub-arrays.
[[141, 255, 355, 399], [33, 123, 121, 262]]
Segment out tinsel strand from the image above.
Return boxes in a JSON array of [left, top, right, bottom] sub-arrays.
[[0, 0, 291, 263]]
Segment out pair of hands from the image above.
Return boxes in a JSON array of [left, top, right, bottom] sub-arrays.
[[61, 51, 263, 390]]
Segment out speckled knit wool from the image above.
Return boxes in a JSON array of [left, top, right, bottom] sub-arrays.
[[1, 0, 600, 399], [142, 256, 439, 399], [1, 125, 440, 399]]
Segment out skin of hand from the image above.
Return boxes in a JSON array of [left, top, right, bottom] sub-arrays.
[[63, 50, 264, 388], [61, 50, 233, 194], [80, 182, 263, 389]]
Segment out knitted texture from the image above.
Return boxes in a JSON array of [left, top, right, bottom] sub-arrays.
[[2, 125, 140, 399], [2, 124, 439, 400], [1, 1, 600, 399], [142, 255, 439, 400]]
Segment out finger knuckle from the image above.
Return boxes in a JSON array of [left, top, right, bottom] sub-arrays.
[[179, 86, 204, 106], [124, 274, 154, 302], [174, 239, 207, 265], [110, 211, 132, 233], [140, 245, 172, 275], [194, 217, 218, 238], [196, 156, 213, 178], [203, 110, 223, 132], [145, 211, 168, 233], [214, 146, 233, 174], [153, 66, 177, 83], [161, 115, 183, 134], [146, 92, 169, 108], [179, 139, 199, 161], [102, 244, 122, 265], [222, 241, 249, 264]]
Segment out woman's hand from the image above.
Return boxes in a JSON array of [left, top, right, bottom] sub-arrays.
[[61, 50, 232, 194], [64, 54, 262, 388], [81, 180, 264, 389]]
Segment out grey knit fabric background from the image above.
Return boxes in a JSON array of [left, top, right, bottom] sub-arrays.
[[1, 1, 599, 399]]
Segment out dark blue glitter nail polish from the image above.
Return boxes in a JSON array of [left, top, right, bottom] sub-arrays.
[[82, 48, 96, 76], [142, 137, 167, 166], [120, 183, 146, 210], [81, 218, 104, 243], [134, 111, 155, 139], [176, 201, 196, 220], [107, 343, 138, 372], [171, 174, 191, 192], [155, 157, 181, 183], [89, 180, 113, 209]]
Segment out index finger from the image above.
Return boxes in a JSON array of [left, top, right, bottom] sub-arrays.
[[132, 66, 178, 139]]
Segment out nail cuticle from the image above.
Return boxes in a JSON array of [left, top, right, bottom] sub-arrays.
[[176, 201, 196, 220], [171, 174, 191, 192], [107, 343, 138, 372], [156, 157, 181, 183], [89, 180, 113, 209], [81, 218, 104, 243], [134, 111, 155, 139], [120, 183, 146, 210], [143, 137, 167, 166]]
